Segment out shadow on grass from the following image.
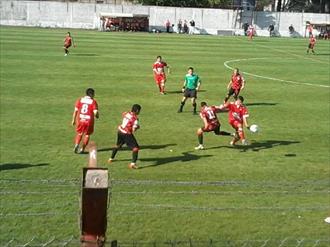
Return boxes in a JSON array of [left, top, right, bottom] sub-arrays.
[[0, 163, 49, 171], [314, 53, 330, 56], [245, 102, 278, 107], [228, 140, 300, 152], [71, 53, 99, 57], [208, 140, 300, 152], [166, 89, 206, 95], [139, 152, 213, 169], [98, 143, 177, 152]]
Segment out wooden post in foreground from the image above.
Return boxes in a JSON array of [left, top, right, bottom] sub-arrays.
[[80, 142, 109, 247]]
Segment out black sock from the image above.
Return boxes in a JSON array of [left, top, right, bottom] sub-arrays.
[[179, 101, 185, 111], [132, 151, 138, 163], [111, 148, 118, 159], [218, 131, 231, 136], [198, 134, 203, 144], [193, 103, 197, 113]]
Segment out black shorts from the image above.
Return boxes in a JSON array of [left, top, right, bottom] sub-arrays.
[[116, 131, 139, 150], [308, 43, 314, 49], [184, 88, 197, 98], [202, 123, 220, 134], [228, 87, 240, 99]]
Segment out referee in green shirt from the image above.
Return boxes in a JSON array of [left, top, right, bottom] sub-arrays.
[[178, 67, 201, 114]]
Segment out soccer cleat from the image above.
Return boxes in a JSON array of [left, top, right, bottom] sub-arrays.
[[177, 109, 182, 113], [107, 158, 114, 164], [73, 145, 79, 154], [64, 54, 68, 56], [242, 139, 249, 146], [230, 140, 236, 146], [128, 163, 138, 169], [194, 144, 204, 150], [78, 148, 85, 154]]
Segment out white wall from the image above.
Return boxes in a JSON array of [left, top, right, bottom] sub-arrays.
[[1, 1, 329, 37]]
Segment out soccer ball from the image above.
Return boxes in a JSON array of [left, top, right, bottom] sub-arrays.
[[249, 124, 259, 133]]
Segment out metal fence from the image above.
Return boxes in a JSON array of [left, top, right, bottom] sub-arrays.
[[2, 238, 330, 247]]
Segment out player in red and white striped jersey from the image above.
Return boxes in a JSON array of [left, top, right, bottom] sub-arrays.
[[108, 104, 142, 169], [224, 68, 245, 103], [195, 102, 231, 150], [72, 88, 99, 154]]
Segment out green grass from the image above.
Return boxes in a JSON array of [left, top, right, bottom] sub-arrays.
[[0, 26, 330, 245]]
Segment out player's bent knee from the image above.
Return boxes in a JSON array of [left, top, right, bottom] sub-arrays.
[[197, 129, 203, 135]]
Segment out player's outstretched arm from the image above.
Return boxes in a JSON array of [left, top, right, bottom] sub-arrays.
[[72, 109, 78, 126], [227, 80, 232, 90], [243, 115, 249, 129], [241, 79, 246, 90], [94, 110, 99, 119], [196, 81, 201, 91]]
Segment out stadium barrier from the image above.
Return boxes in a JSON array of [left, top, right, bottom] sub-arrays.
[[0, 1, 329, 36]]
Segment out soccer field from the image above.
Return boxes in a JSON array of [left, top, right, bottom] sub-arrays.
[[0, 26, 330, 246]]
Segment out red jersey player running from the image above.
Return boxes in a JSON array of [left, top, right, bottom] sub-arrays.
[[108, 104, 142, 169], [307, 35, 316, 54], [64, 32, 75, 56], [152, 56, 170, 94], [224, 68, 245, 103], [72, 88, 99, 154], [195, 102, 231, 150], [220, 96, 250, 146]]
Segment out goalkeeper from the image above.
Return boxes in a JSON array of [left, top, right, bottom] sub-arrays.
[[177, 67, 201, 115]]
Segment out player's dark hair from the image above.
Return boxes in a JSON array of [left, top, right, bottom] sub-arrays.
[[235, 68, 239, 72], [238, 96, 244, 102], [67, 32, 71, 36], [201, 102, 207, 107], [157, 56, 162, 59], [188, 67, 194, 71], [132, 104, 142, 113], [86, 88, 95, 98]]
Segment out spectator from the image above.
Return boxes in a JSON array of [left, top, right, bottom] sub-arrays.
[[165, 19, 171, 33], [183, 20, 189, 34], [268, 24, 274, 37], [289, 24, 295, 36], [106, 18, 113, 31], [177, 19, 182, 34], [189, 20, 196, 34], [243, 23, 249, 36]]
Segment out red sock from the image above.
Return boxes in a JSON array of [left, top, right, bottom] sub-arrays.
[[75, 134, 83, 145], [238, 129, 245, 140], [83, 135, 90, 149]]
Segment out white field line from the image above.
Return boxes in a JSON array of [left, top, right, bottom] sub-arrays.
[[224, 57, 330, 88]]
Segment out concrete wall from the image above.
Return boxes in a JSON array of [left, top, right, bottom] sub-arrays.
[[1, 1, 329, 37]]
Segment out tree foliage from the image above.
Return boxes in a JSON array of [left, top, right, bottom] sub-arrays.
[[133, 0, 328, 12], [135, 0, 232, 8]]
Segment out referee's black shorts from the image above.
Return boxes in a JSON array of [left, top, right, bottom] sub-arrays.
[[184, 88, 197, 98]]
